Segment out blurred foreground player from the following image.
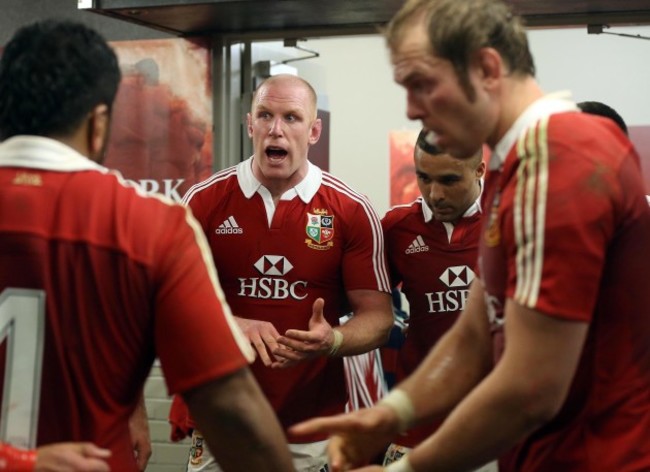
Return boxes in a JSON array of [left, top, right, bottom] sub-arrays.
[[292, 1, 650, 471], [0, 19, 293, 472]]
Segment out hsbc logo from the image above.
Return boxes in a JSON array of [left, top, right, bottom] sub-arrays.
[[238, 255, 307, 300], [425, 265, 475, 313], [439, 265, 475, 288], [254, 255, 293, 276]]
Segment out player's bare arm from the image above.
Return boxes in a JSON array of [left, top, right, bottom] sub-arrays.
[[290, 280, 492, 470], [327, 289, 393, 356], [129, 392, 152, 471], [183, 367, 295, 472], [402, 298, 588, 472]]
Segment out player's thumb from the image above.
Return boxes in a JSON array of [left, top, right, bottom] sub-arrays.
[[309, 297, 326, 327]]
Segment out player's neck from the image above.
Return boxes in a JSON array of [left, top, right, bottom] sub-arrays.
[[489, 76, 543, 148]]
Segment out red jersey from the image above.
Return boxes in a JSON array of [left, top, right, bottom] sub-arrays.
[[0, 136, 252, 471], [182, 158, 390, 442], [382, 197, 481, 446], [479, 97, 650, 471]]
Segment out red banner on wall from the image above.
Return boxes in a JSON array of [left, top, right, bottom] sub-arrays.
[[106, 38, 213, 202]]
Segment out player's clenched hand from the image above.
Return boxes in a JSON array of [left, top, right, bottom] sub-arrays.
[[129, 396, 151, 471], [35, 442, 111, 472], [235, 317, 282, 366], [273, 298, 335, 365], [289, 404, 401, 472]]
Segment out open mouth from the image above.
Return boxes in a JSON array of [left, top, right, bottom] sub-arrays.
[[424, 129, 439, 146], [266, 146, 288, 159]]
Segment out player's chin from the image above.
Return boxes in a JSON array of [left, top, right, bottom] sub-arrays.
[[433, 209, 459, 222]]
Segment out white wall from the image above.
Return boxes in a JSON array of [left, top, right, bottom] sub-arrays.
[[298, 36, 413, 216], [529, 26, 650, 125], [268, 26, 650, 215]]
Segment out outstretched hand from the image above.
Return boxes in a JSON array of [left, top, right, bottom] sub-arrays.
[[288, 404, 401, 472], [273, 298, 336, 367], [35, 442, 111, 472]]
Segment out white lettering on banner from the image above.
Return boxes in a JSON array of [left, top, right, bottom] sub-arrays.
[[425, 289, 470, 313], [127, 179, 185, 202], [238, 278, 308, 300]]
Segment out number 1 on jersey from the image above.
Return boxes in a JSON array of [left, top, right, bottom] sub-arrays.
[[0, 289, 45, 448]]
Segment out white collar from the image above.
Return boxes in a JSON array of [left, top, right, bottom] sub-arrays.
[[490, 91, 579, 171], [0, 135, 106, 172], [236, 156, 323, 203]]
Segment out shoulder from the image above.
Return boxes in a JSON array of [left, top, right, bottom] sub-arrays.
[[103, 170, 192, 225], [541, 112, 630, 164], [318, 171, 380, 218], [77, 170, 198, 264], [382, 199, 423, 231], [319, 171, 372, 205], [181, 165, 238, 205]]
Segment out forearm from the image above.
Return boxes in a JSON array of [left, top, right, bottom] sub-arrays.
[[333, 291, 393, 356], [397, 283, 492, 425], [129, 392, 152, 470], [407, 366, 546, 472], [405, 299, 587, 472], [183, 368, 294, 472]]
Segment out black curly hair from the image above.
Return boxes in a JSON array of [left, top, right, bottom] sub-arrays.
[[0, 19, 121, 140]]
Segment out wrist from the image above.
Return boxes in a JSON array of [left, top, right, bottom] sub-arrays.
[[378, 388, 415, 433], [385, 456, 415, 472], [328, 328, 343, 356]]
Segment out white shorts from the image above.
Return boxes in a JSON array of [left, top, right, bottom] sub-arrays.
[[383, 443, 500, 472], [187, 430, 329, 472]]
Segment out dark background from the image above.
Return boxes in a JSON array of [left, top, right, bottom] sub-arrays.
[[0, 0, 171, 44]]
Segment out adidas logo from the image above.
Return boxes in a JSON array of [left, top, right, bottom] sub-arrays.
[[405, 235, 429, 254], [215, 216, 243, 235]]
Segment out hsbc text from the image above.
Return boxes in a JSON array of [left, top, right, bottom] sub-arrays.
[[238, 278, 308, 300]]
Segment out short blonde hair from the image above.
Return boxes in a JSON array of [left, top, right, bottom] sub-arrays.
[[251, 74, 318, 120]]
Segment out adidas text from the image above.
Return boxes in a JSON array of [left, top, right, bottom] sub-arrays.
[[215, 227, 243, 234], [406, 246, 429, 254]]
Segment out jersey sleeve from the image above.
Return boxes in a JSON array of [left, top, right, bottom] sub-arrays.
[[341, 199, 391, 293], [152, 204, 254, 394], [381, 211, 404, 288], [502, 117, 635, 322]]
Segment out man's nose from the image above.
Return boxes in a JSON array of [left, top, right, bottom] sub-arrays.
[[269, 117, 283, 136], [406, 92, 425, 122], [429, 183, 444, 202]]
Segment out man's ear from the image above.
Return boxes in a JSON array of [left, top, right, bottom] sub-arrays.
[[246, 112, 254, 138], [309, 118, 322, 145], [476, 160, 487, 179], [87, 103, 110, 159], [475, 47, 503, 87]]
